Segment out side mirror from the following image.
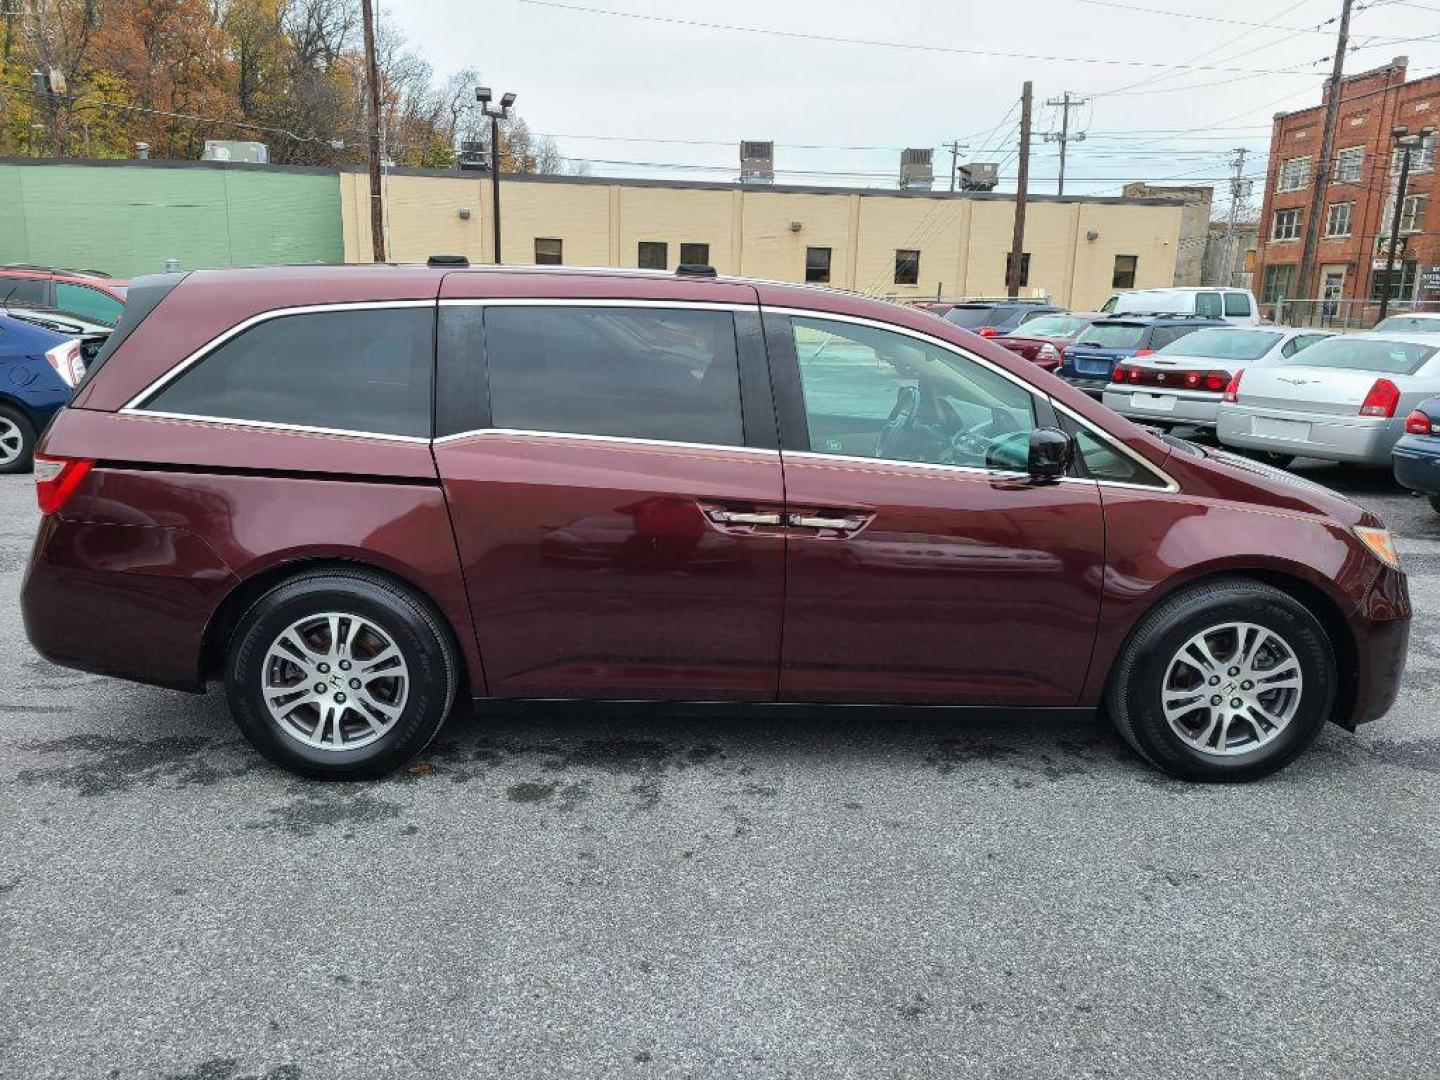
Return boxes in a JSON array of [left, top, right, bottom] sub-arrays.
[[1028, 427, 1074, 483]]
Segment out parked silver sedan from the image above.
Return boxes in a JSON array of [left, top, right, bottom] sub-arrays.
[[1103, 326, 1330, 431], [1217, 332, 1440, 466]]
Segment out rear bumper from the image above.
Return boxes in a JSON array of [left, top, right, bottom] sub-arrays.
[[21, 515, 238, 691], [1217, 406, 1401, 466], [1102, 387, 1221, 427], [1059, 374, 1110, 398], [1392, 435, 1440, 496]]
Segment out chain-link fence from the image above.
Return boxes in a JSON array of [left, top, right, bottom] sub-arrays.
[[1272, 298, 1440, 330]]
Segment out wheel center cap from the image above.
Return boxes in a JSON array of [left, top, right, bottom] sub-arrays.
[[1222, 680, 1239, 697]]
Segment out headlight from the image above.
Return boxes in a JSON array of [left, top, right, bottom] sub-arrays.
[[1353, 525, 1400, 569]]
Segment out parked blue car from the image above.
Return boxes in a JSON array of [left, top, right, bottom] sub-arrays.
[[1057, 313, 1228, 397], [0, 309, 100, 473], [1393, 395, 1440, 515]]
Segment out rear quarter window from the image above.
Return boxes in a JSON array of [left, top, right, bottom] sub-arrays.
[[141, 306, 435, 438]]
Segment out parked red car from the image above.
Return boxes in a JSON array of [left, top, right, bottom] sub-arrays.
[[22, 264, 1409, 781], [0, 264, 128, 327], [997, 312, 1103, 372]]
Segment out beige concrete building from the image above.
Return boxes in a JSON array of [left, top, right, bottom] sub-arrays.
[[1121, 182, 1214, 286], [341, 169, 1186, 310]]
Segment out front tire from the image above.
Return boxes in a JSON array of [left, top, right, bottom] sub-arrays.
[[0, 405, 36, 474], [224, 569, 458, 779], [1106, 578, 1335, 782]]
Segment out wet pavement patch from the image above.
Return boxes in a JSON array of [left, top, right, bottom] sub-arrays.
[[248, 792, 404, 837], [160, 1059, 300, 1080], [507, 780, 556, 803], [14, 734, 262, 796], [1365, 737, 1440, 772]]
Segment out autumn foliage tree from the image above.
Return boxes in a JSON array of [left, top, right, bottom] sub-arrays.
[[0, 0, 563, 171]]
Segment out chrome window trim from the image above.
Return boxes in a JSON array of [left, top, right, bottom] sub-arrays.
[[120, 409, 431, 444], [432, 427, 779, 457], [120, 299, 438, 414], [438, 298, 755, 312]]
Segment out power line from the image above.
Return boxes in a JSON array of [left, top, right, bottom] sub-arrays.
[[511, 0, 1328, 76]]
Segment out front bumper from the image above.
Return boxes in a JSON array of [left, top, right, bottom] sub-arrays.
[[1347, 562, 1411, 727], [1392, 434, 1440, 496], [1217, 405, 1402, 466], [1102, 387, 1221, 428]]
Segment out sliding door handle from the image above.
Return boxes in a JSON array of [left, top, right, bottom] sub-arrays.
[[788, 513, 869, 532]]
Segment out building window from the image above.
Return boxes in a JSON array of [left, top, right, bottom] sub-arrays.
[[1261, 264, 1296, 305], [1276, 156, 1311, 192], [805, 246, 832, 284], [679, 242, 710, 266], [1331, 146, 1364, 184], [1324, 202, 1353, 237], [638, 241, 668, 270], [1272, 208, 1302, 241], [1400, 194, 1428, 233], [1004, 252, 1031, 288], [894, 249, 920, 286], [1392, 133, 1437, 174], [534, 238, 563, 265], [1111, 254, 1137, 289], [1370, 260, 1418, 302]]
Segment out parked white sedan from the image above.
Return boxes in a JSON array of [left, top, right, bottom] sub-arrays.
[[1103, 326, 1331, 431], [1216, 332, 1440, 467]]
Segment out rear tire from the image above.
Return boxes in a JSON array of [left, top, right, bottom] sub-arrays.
[[1430, 495, 1440, 515], [224, 569, 458, 779], [0, 405, 36, 474], [1106, 578, 1335, 782], [1246, 449, 1294, 469]]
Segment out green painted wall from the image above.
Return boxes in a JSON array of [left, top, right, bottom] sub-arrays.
[[0, 161, 344, 277]]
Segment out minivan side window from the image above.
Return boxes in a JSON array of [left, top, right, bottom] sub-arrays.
[[483, 306, 745, 447], [1223, 292, 1252, 317], [143, 307, 434, 438], [791, 315, 1035, 470]]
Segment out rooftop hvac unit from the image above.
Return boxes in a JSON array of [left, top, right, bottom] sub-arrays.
[[202, 140, 269, 164], [959, 161, 999, 191], [458, 141, 490, 171], [900, 148, 934, 190], [740, 140, 774, 184]]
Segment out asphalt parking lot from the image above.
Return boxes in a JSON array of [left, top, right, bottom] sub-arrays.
[[1, 464, 1437, 1080]]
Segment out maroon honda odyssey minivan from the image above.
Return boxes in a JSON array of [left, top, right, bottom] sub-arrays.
[[21, 263, 1410, 781]]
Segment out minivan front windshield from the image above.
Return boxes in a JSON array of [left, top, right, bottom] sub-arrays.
[[1076, 322, 1146, 349], [1292, 337, 1437, 376], [1155, 328, 1280, 361]]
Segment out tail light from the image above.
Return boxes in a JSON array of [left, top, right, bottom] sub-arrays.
[[44, 339, 86, 389], [1222, 369, 1244, 404], [1133, 348, 1155, 357], [34, 456, 93, 515], [1358, 378, 1400, 419], [977, 326, 998, 338], [1404, 409, 1435, 435], [1202, 371, 1230, 392], [1112, 365, 1132, 383], [1036, 342, 1059, 362]]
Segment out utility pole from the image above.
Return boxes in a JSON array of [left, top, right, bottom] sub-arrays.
[[1377, 126, 1434, 320], [1043, 91, 1087, 196], [1223, 147, 1251, 287], [946, 139, 962, 193], [360, 0, 386, 263], [1006, 81, 1032, 299], [1296, 0, 1353, 303]]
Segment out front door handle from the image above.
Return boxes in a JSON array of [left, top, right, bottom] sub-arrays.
[[705, 508, 784, 527], [788, 513, 870, 532]]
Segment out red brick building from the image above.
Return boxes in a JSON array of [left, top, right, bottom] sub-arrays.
[[1252, 57, 1439, 319]]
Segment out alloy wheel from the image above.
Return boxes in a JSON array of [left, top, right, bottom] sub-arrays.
[[1161, 621, 1303, 757], [0, 417, 23, 465], [260, 611, 409, 751]]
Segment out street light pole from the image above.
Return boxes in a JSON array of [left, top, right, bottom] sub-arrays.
[[1377, 126, 1433, 321], [477, 88, 516, 265]]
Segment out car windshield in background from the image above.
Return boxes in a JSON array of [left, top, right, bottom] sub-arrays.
[[1076, 323, 1146, 349], [1296, 337, 1437, 376], [1014, 315, 1089, 338], [1373, 315, 1440, 332], [943, 306, 1000, 329], [1156, 328, 1280, 361]]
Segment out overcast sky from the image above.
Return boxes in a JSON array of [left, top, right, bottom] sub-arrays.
[[382, 0, 1440, 211]]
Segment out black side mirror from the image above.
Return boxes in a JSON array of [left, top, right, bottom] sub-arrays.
[[1028, 427, 1074, 482]]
